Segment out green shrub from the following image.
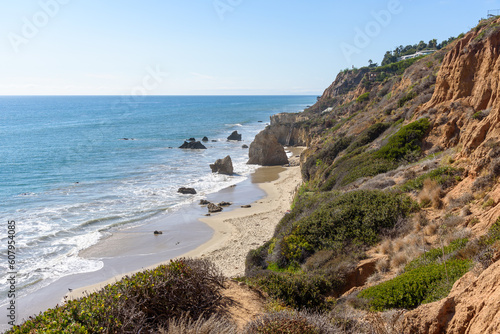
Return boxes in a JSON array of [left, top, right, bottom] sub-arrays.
[[356, 92, 370, 103], [399, 167, 462, 192], [483, 198, 496, 208], [359, 259, 472, 310], [376, 118, 430, 161], [319, 119, 430, 190], [375, 56, 425, 75], [254, 272, 332, 311], [321, 153, 398, 190], [346, 122, 390, 154], [405, 238, 468, 271], [8, 259, 225, 333], [302, 136, 353, 181], [278, 190, 417, 266], [472, 110, 488, 120], [398, 91, 417, 108]]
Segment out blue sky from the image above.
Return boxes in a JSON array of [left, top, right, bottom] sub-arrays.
[[0, 0, 498, 95]]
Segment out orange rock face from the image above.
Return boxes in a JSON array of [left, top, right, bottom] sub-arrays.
[[403, 260, 500, 334], [413, 18, 500, 175], [402, 18, 500, 333]]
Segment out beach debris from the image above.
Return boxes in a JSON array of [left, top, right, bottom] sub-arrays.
[[227, 130, 242, 141], [241, 204, 252, 208], [210, 155, 233, 175], [242, 144, 249, 148], [202, 136, 209, 142], [218, 201, 232, 207], [179, 141, 207, 149], [208, 203, 223, 213], [178, 187, 197, 194], [199, 199, 210, 205], [247, 130, 289, 166], [154, 230, 163, 235]]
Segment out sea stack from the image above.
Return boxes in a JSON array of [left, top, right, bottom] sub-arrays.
[[210, 156, 234, 175], [227, 131, 242, 141], [247, 131, 288, 166]]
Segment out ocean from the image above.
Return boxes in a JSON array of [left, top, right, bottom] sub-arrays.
[[0, 95, 315, 308]]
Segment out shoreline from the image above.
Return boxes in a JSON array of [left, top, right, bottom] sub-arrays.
[[1, 146, 304, 329], [66, 158, 303, 300]]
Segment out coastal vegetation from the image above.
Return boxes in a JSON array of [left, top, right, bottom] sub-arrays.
[[7, 259, 227, 333], [9, 16, 500, 333]]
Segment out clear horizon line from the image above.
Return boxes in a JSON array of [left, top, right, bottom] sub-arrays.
[[0, 93, 320, 97]]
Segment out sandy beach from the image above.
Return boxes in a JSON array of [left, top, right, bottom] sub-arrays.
[[184, 164, 302, 278], [66, 153, 303, 301]]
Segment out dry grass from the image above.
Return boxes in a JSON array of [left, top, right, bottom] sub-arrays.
[[418, 179, 442, 209], [443, 214, 465, 228], [447, 192, 474, 210], [402, 234, 419, 248], [390, 252, 409, 270], [366, 272, 383, 285], [365, 310, 405, 334], [460, 205, 472, 217], [444, 227, 472, 244], [392, 239, 405, 253], [424, 222, 438, 236], [244, 310, 336, 334], [159, 315, 237, 334], [378, 240, 393, 255], [376, 258, 390, 274]]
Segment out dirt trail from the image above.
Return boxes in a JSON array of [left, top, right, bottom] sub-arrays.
[[222, 280, 267, 330]]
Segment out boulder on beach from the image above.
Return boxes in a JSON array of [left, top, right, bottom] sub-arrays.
[[247, 131, 289, 166], [242, 144, 249, 148], [179, 141, 207, 149], [210, 155, 234, 175], [208, 203, 223, 213], [178, 187, 197, 194], [199, 199, 210, 205], [188, 137, 196, 142], [218, 201, 232, 207], [227, 131, 242, 141], [202, 136, 209, 142], [154, 230, 163, 235]]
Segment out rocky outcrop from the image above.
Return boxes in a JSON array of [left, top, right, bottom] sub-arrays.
[[202, 136, 209, 142], [210, 156, 234, 175], [267, 113, 312, 146], [179, 141, 207, 149], [207, 203, 223, 213], [403, 259, 500, 334], [178, 187, 196, 194], [419, 18, 500, 168], [247, 131, 289, 166], [227, 131, 242, 141]]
